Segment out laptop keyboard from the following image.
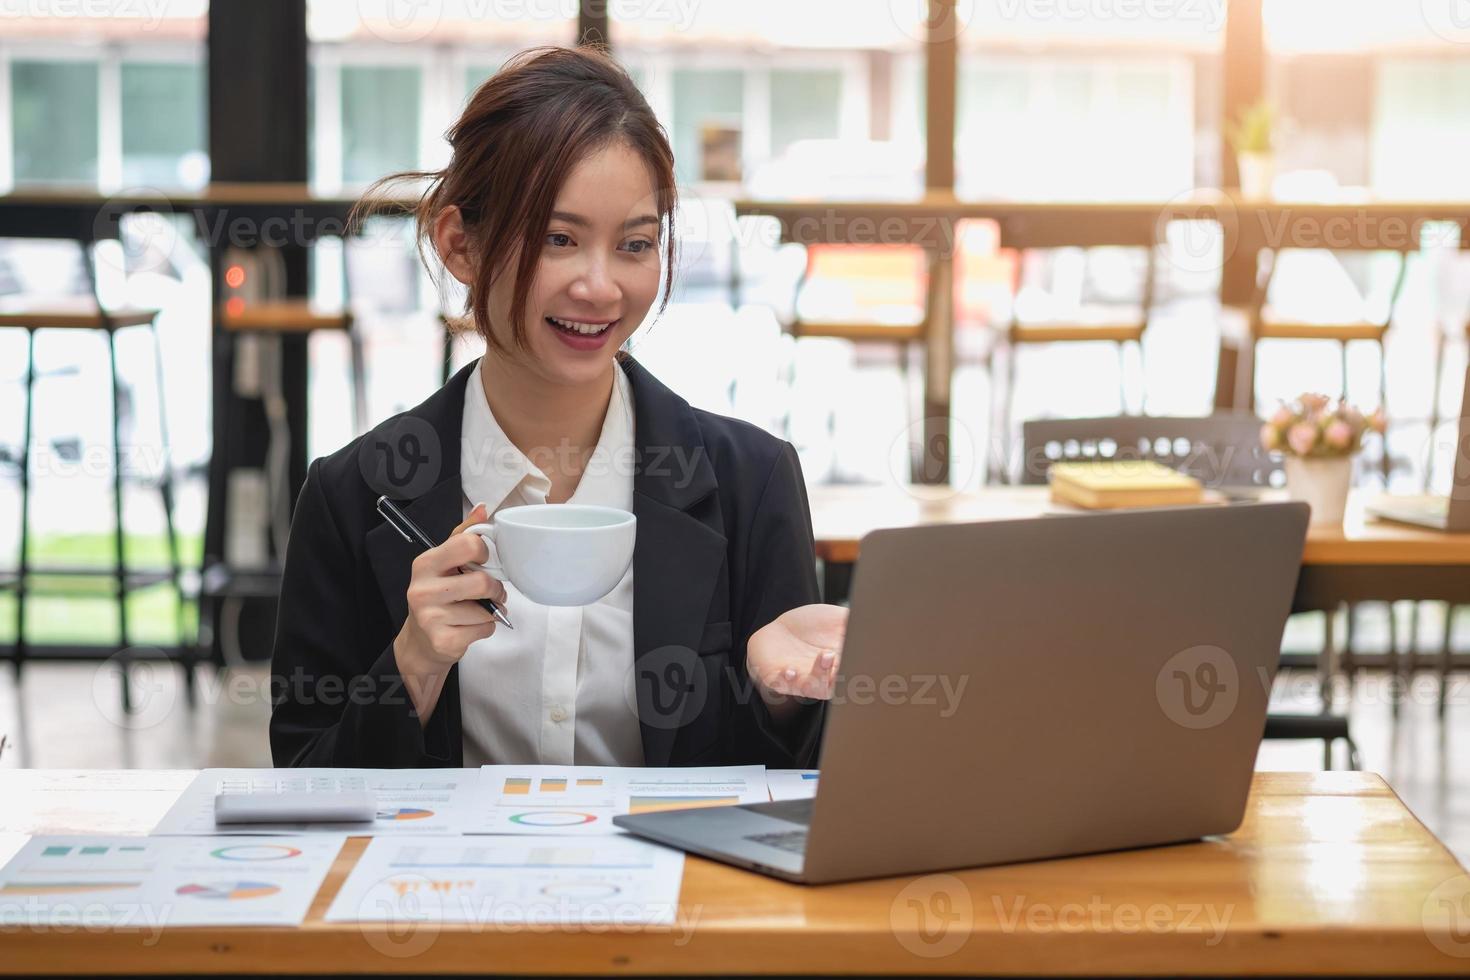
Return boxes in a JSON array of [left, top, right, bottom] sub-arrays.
[[744, 829, 809, 854]]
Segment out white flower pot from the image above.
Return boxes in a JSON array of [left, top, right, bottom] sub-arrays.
[[1284, 456, 1352, 526], [1238, 152, 1275, 199]]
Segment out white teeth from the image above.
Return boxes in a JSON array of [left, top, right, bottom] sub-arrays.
[[548, 316, 613, 336]]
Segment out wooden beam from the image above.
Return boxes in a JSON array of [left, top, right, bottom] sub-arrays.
[[1216, 0, 1265, 409], [1220, 0, 1264, 298], [920, 0, 960, 484], [578, 0, 609, 48], [924, 0, 958, 192]]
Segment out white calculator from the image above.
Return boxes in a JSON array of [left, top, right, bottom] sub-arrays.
[[213, 775, 376, 824]]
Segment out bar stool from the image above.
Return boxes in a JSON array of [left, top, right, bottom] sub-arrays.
[[197, 299, 357, 669], [0, 296, 187, 712], [989, 235, 1157, 484], [1249, 246, 1412, 693], [779, 244, 928, 478], [219, 300, 362, 433], [1247, 246, 1410, 477]]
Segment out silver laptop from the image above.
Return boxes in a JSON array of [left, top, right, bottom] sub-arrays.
[[1366, 364, 1470, 532], [614, 502, 1310, 884]]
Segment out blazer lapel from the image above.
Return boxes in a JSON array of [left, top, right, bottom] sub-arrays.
[[621, 357, 727, 767], [364, 360, 474, 627]]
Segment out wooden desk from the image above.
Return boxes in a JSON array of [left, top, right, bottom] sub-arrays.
[[1, 770, 1467, 976]]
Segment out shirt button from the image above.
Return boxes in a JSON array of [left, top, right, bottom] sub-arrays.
[[549, 705, 568, 723]]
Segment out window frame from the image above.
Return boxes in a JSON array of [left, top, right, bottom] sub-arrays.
[[1, 37, 205, 193], [618, 46, 870, 192]]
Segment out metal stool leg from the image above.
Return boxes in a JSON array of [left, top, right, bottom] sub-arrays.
[[1440, 604, 1456, 720], [1116, 341, 1128, 415], [1388, 600, 1403, 719], [1134, 338, 1148, 415], [1377, 337, 1390, 485], [895, 342, 910, 479], [14, 328, 37, 688], [105, 327, 132, 715], [147, 318, 192, 708], [996, 340, 1019, 484], [1320, 605, 1338, 709]]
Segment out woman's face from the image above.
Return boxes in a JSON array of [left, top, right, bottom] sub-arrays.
[[485, 139, 663, 388]]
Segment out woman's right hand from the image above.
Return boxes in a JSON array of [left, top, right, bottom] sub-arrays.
[[393, 503, 508, 721]]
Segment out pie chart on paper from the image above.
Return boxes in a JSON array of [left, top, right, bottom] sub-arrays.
[[377, 808, 435, 821], [176, 881, 281, 901], [210, 844, 302, 862], [508, 811, 598, 827]]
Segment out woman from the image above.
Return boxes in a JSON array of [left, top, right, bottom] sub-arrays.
[[269, 46, 848, 770]]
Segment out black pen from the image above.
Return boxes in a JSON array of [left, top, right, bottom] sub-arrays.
[[376, 494, 514, 630]]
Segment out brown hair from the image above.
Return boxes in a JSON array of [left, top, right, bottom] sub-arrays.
[[351, 45, 677, 353]]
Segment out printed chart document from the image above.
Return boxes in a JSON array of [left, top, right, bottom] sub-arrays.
[[0, 834, 344, 928], [767, 770, 820, 801], [152, 768, 480, 836], [474, 766, 767, 835], [326, 835, 684, 926]]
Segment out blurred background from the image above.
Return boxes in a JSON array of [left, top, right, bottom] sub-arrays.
[[0, 1, 1467, 856]]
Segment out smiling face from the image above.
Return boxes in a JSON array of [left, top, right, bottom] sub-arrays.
[[482, 139, 664, 389]]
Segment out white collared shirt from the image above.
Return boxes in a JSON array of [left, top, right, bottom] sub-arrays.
[[456, 360, 644, 767]]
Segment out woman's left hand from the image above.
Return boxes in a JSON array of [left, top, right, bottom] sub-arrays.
[[747, 603, 849, 701]]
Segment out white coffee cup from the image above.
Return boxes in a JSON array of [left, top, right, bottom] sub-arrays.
[[464, 504, 636, 607]]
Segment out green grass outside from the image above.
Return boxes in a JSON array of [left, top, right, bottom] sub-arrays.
[[0, 531, 203, 647]]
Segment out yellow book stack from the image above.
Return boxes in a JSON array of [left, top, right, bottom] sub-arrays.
[[1048, 460, 1204, 510]]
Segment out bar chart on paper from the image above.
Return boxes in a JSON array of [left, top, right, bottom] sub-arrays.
[[326, 836, 686, 925], [474, 766, 768, 835]]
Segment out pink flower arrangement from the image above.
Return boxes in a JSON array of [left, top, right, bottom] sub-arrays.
[[1260, 394, 1385, 458]]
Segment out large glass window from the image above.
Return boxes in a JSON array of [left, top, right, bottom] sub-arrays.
[[671, 69, 743, 184], [1372, 61, 1470, 199], [957, 57, 1195, 200], [122, 62, 207, 187], [12, 60, 99, 184], [341, 66, 421, 185], [1263, 0, 1462, 195], [770, 69, 842, 158]]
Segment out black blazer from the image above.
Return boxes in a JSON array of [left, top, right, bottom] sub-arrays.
[[269, 355, 826, 770]]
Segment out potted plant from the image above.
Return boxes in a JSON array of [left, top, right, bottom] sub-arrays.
[[1260, 394, 1385, 526], [1227, 100, 1276, 199]]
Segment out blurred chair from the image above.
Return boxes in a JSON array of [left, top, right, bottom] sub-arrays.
[[196, 297, 357, 676], [990, 233, 1158, 483], [1019, 413, 1357, 769], [0, 252, 187, 712], [219, 299, 361, 424], [1018, 413, 1277, 488], [779, 244, 929, 473], [1247, 246, 1411, 479], [1248, 245, 1415, 702]]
